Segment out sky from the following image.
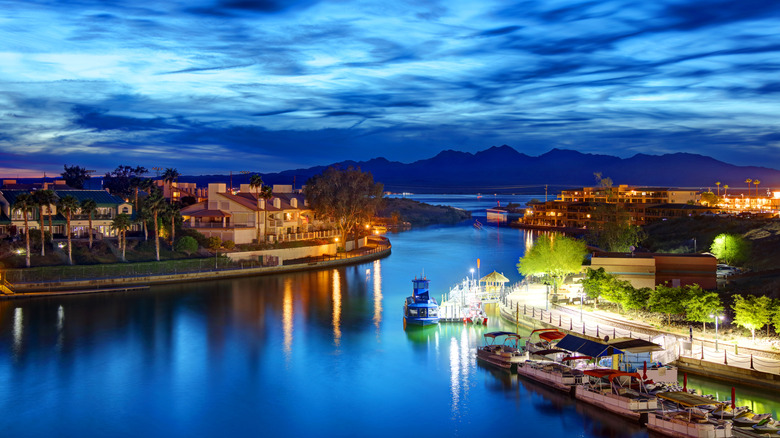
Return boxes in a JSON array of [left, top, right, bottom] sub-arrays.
[[2, 0, 780, 177]]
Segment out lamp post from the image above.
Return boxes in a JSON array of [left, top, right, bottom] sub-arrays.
[[470, 268, 474, 289], [710, 313, 724, 351], [580, 290, 584, 322]]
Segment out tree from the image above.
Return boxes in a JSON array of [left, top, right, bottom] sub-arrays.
[[32, 190, 55, 256], [80, 198, 98, 249], [249, 174, 264, 243], [772, 301, 780, 335], [625, 287, 652, 312], [161, 168, 180, 202], [58, 195, 80, 265], [754, 179, 760, 197], [733, 294, 774, 341], [304, 166, 384, 249], [682, 284, 723, 331], [715, 181, 721, 196], [648, 284, 686, 325], [35, 189, 56, 246], [111, 213, 132, 262], [145, 188, 166, 261], [259, 185, 273, 242], [162, 202, 181, 245], [104, 165, 148, 199], [12, 193, 35, 267], [710, 233, 750, 266], [175, 236, 198, 254], [61, 165, 91, 189], [745, 178, 752, 197], [700, 191, 718, 206], [723, 184, 729, 196], [518, 233, 587, 295], [581, 267, 609, 307]]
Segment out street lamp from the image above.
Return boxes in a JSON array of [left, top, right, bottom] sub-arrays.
[[710, 313, 725, 351], [470, 268, 474, 288]]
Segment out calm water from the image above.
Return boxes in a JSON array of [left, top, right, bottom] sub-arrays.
[[1, 195, 777, 437]]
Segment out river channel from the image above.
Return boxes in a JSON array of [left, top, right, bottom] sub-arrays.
[[1, 194, 778, 437]]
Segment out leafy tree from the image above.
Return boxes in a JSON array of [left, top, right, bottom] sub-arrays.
[[111, 213, 132, 261], [61, 165, 91, 189], [174, 236, 198, 254], [700, 191, 718, 206], [648, 284, 686, 325], [304, 166, 384, 249], [589, 203, 645, 252], [11, 193, 35, 267], [682, 285, 723, 331], [34, 189, 56, 246], [518, 233, 587, 295], [104, 165, 147, 199], [773, 302, 780, 335], [161, 167, 180, 202], [710, 233, 750, 266], [206, 236, 221, 251], [144, 188, 166, 261], [624, 286, 652, 312], [581, 267, 609, 307], [222, 240, 235, 250], [732, 294, 773, 341], [80, 198, 98, 249], [57, 195, 80, 265]]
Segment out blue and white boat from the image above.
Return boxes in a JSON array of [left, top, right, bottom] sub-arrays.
[[403, 277, 439, 326]]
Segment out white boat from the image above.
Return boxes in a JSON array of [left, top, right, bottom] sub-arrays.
[[752, 417, 780, 433], [711, 405, 749, 419], [525, 328, 566, 355], [516, 359, 586, 395], [731, 411, 770, 427], [476, 332, 525, 373], [648, 391, 733, 438], [575, 369, 659, 424]]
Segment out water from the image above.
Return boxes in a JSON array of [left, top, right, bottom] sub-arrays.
[[0, 195, 777, 437]]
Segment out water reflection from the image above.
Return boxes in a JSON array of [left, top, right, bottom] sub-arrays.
[[13, 307, 22, 359], [283, 278, 293, 362], [372, 260, 382, 335], [332, 269, 342, 347]]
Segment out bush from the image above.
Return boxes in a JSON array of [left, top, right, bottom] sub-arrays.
[[175, 236, 199, 254], [179, 228, 209, 248], [206, 236, 221, 251], [222, 240, 235, 250]]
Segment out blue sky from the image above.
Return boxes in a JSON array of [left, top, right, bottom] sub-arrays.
[[2, 0, 780, 177]]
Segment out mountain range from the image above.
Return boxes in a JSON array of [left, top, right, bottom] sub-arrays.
[[202, 146, 780, 194]]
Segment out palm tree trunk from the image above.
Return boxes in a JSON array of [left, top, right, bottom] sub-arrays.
[[66, 214, 73, 265], [39, 206, 46, 256], [88, 215, 93, 249], [143, 222, 148, 240], [122, 230, 126, 261], [48, 210, 53, 244], [23, 214, 31, 268], [171, 215, 175, 245], [154, 212, 160, 261]]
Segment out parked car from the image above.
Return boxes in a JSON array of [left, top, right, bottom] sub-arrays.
[[716, 264, 739, 278]]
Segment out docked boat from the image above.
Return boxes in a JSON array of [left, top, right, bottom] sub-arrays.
[[525, 328, 566, 355], [648, 391, 733, 438], [731, 411, 771, 427], [575, 369, 658, 424], [752, 417, 780, 433], [516, 359, 586, 395], [476, 332, 525, 373], [403, 277, 439, 326]]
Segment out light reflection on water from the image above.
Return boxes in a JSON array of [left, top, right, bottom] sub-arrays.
[[1, 195, 778, 437]]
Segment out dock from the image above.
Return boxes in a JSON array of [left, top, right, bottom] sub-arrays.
[[439, 276, 505, 322]]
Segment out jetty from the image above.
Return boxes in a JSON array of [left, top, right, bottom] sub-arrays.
[[439, 271, 509, 322]]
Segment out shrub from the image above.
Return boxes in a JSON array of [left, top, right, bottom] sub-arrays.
[[175, 236, 199, 254], [222, 240, 235, 250], [206, 236, 221, 251], [179, 228, 209, 248]]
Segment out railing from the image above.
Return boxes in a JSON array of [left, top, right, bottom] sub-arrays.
[[275, 229, 337, 242], [182, 223, 252, 229]]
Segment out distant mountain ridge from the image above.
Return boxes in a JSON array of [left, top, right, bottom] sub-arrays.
[[188, 145, 780, 194]]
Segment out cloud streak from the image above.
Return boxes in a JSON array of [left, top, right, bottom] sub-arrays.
[[1, 0, 780, 175]]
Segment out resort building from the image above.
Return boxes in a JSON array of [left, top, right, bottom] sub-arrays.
[[590, 252, 717, 290], [180, 183, 335, 244], [154, 180, 208, 203], [0, 188, 134, 239]]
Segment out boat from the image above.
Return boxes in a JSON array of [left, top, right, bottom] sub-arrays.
[[516, 359, 586, 395], [575, 369, 659, 424], [752, 417, 780, 433], [648, 391, 733, 438], [711, 404, 749, 419], [403, 277, 439, 326], [525, 328, 566, 355], [476, 332, 525, 373], [732, 411, 771, 427]]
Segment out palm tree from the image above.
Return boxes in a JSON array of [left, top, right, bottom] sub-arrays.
[[145, 188, 166, 261], [163, 202, 181, 245], [745, 178, 752, 197], [249, 174, 264, 243], [34, 189, 56, 246], [715, 181, 721, 196], [259, 185, 273, 243], [32, 190, 48, 256], [161, 168, 180, 203], [12, 193, 35, 267], [754, 179, 760, 197], [58, 195, 79, 265], [723, 184, 729, 196], [80, 198, 98, 249], [111, 214, 132, 261]]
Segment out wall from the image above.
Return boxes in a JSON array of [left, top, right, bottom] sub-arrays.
[[227, 237, 366, 263], [590, 256, 656, 289]]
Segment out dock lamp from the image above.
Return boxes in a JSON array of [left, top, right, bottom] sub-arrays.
[[710, 313, 725, 351]]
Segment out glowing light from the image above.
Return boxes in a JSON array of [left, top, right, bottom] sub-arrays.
[[283, 278, 294, 361], [332, 269, 341, 347]]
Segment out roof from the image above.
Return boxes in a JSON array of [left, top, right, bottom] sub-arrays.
[[656, 391, 724, 407], [539, 331, 567, 342], [218, 192, 260, 211], [483, 331, 520, 338], [555, 334, 624, 357], [187, 209, 232, 218], [607, 337, 664, 353], [531, 348, 569, 356], [53, 190, 127, 206], [480, 271, 509, 283]]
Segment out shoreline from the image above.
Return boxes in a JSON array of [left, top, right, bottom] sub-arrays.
[[2, 243, 390, 298]]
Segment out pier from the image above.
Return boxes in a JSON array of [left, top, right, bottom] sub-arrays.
[[439, 272, 508, 322]]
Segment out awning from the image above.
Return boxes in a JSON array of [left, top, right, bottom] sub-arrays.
[[657, 391, 724, 407], [556, 334, 624, 357], [583, 369, 640, 380], [539, 331, 566, 342], [483, 331, 519, 339], [532, 349, 568, 356], [479, 271, 509, 283], [607, 337, 664, 353]]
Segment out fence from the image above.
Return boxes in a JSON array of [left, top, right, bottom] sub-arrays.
[[683, 341, 780, 375], [5, 241, 391, 286]]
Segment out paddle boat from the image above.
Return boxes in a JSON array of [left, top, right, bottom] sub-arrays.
[[403, 276, 439, 326], [476, 332, 525, 373]]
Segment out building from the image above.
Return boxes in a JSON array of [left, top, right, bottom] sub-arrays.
[[180, 183, 334, 244], [590, 252, 717, 290], [521, 185, 714, 228], [0, 188, 133, 239], [154, 180, 208, 203]]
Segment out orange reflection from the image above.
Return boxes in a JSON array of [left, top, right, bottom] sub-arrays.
[[283, 278, 293, 360], [332, 269, 342, 347], [372, 260, 382, 333]]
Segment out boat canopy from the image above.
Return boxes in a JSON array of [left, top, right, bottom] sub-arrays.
[[531, 348, 568, 356], [583, 369, 640, 380], [483, 331, 520, 338], [656, 391, 725, 407], [606, 337, 664, 353], [539, 331, 566, 342], [561, 355, 592, 362], [556, 334, 624, 357]]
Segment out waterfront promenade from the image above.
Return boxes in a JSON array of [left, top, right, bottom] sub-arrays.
[[1, 237, 391, 297], [499, 282, 780, 390]]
